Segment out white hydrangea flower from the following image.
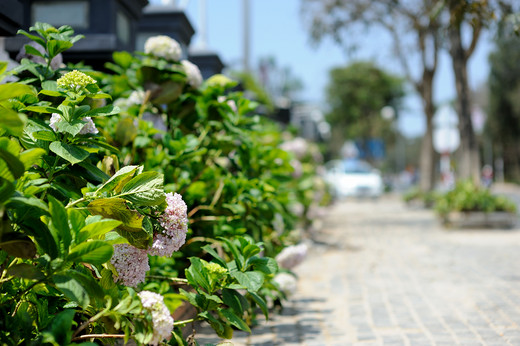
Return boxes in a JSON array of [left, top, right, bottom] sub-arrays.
[[275, 243, 308, 270], [49, 113, 98, 135], [280, 137, 308, 160], [273, 273, 298, 296], [144, 35, 182, 61], [111, 244, 150, 287], [138, 291, 174, 345], [127, 90, 146, 106], [148, 192, 188, 257], [181, 60, 203, 89], [79, 116, 99, 134]]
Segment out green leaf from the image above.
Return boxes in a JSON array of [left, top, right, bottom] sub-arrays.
[[42, 309, 75, 346], [219, 237, 244, 271], [0, 106, 25, 136], [87, 198, 144, 232], [222, 288, 249, 316], [0, 234, 37, 259], [48, 195, 71, 253], [19, 148, 45, 169], [0, 177, 14, 204], [23, 105, 61, 114], [64, 269, 104, 303], [54, 118, 86, 137], [113, 51, 134, 69], [47, 39, 73, 57], [68, 208, 85, 240], [83, 105, 120, 117], [23, 44, 45, 58], [248, 291, 269, 320], [152, 80, 183, 104], [77, 219, 122, 243], [242, 244, 261, 259], [53, 274, 90, 308], [198, 311, 225, 337], [201, 244, 228, 268], [0, 147, 24, 181], [120, 171, 164, 206], [0, 83, 35, 102], [49, 141, 89, 164], [17, 29, 45, 46], [67, 240, 113, 265], [220, 308, 251, 333], [95, 165, 138, 195], [230, 271, 264, 293], [115, 117, 138, 146], [6, 196, 49, 215], [116, 228, 151, 249], [185, 257, 212, 293], [39, 89, 65, 97], [248, 257, 278, 275], [6, 263, 45, 280]]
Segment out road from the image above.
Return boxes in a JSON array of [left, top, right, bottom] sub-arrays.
[[194, 191, 520, 346]]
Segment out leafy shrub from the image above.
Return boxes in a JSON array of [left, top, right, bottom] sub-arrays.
[[0, 23, 320, 344], [434, 180, 517, 218]]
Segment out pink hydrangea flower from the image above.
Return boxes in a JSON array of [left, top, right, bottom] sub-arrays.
[[138, 291, 174, 345], [111, 243, 150, 287], [275, 243, 308, 270], [148, 192, 188, 257]]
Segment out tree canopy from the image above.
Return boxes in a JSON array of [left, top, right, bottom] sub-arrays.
[[325, 61, 406, 157]]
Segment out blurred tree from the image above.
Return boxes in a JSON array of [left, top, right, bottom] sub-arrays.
[[325, 61, 405, 159], [301, 0, 442, 191], [436, 0, 517, 184], [488, 23, 520, 181]]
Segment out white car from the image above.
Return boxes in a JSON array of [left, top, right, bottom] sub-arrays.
[[325, 159, 384, 198]]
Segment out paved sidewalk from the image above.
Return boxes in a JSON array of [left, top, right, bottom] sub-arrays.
[[194, 193, 520, 345]]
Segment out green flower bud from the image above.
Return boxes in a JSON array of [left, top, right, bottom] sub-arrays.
[[57, 69, 96, 92]]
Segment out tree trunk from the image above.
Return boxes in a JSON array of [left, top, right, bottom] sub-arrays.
[[418, 72, 436, 192], [449, 25, 481, 184]]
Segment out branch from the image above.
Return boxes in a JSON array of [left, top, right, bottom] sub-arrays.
[[464, 22, 482, 61]]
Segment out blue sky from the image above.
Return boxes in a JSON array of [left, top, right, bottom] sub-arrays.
[[180, 0, 493, 138]]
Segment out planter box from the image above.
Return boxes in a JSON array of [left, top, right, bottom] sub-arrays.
[[441, 211, 517, 229]]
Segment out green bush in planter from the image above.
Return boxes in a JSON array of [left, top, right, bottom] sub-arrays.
[[434, 180, 517, 219]]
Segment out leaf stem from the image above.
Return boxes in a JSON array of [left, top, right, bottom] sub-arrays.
[[145, 275, 188, 284], [71, 334, 125, 341], [66, 197, 86, 208], [173, 318, 196, 326]]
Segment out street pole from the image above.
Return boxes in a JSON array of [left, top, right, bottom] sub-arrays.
[[243, 0, 250, 72]]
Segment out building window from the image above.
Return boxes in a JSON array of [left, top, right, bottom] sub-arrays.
[[32, 1, 89, 29], [116, 11, 130, 45]]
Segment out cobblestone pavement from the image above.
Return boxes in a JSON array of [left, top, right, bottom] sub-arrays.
[[194, 192, 520, 346]]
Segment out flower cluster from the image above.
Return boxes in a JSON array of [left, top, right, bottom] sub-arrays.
[[138, 291, 174, 345], [111, 244, 150, 287], [273, 272, 298, 296], [49, 113, 99, 135], [275, 243, 308, 270], [181, 60, 203, 89], [144, 35, 181, 61], [148, 192, 188, 257], [57, 69, 96, 92], [204, 262, 228, 275], [280, 137, 308, 160]]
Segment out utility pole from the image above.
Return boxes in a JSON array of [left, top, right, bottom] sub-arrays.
[[243, 0, 250, 72]]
